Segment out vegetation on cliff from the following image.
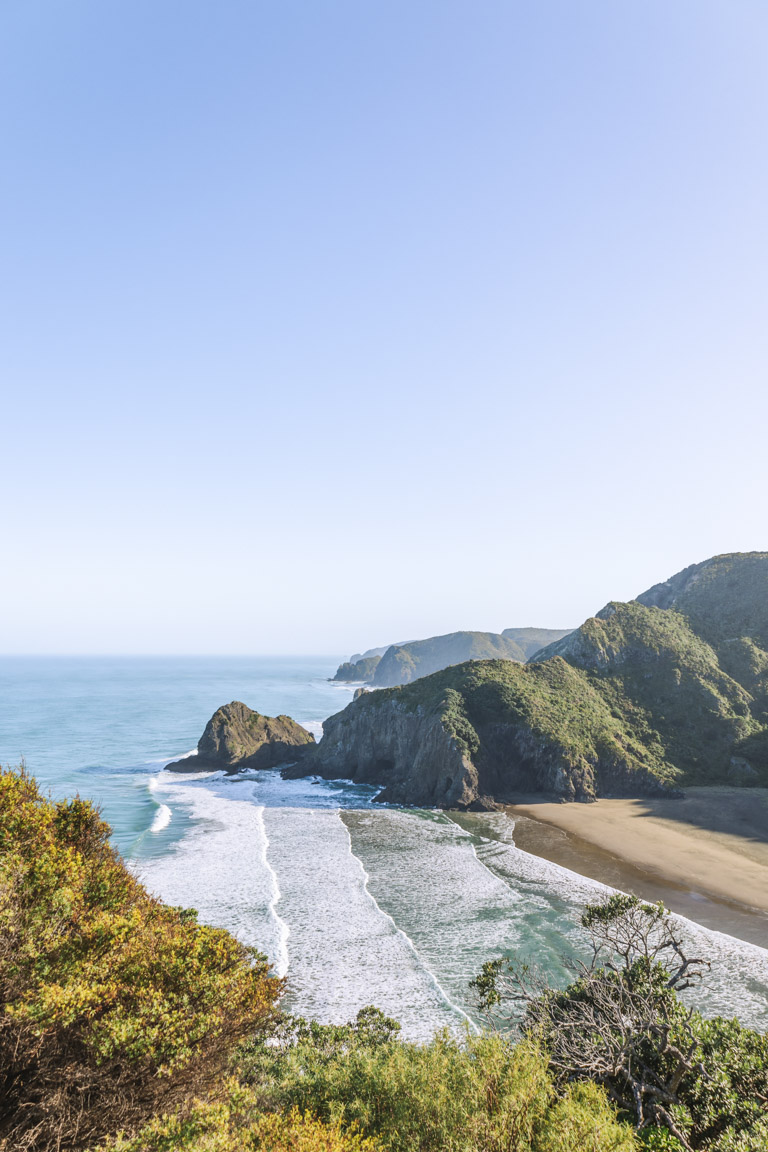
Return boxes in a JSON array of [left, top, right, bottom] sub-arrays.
[[0, 767, 282, 1151], [343, 656, 673, 801], [331, 628, 573, 687], [332, 656, 383, 683], [313, 554, 768, 803], [165, 701, 314, 773]]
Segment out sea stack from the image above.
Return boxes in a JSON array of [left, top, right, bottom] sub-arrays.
[[166, 700, 315, 773]]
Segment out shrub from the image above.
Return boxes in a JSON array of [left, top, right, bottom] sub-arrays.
[[106, 1090, 379, 1151], [239, 1009, 637, 1151], [0, 767, 283, 1151], [472, 895, 768, 1150]]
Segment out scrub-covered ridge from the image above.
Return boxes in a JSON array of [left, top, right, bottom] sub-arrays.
[[297, 553, 768, 805], [332, 628, 573, 686]]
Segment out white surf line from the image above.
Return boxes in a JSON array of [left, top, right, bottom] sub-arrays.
[[339, 811, 479, 1032], [150, 803, 172, 832], [256, 803, 290, 978], [443, 812, 614, 900], [447, 815, 768, 994]]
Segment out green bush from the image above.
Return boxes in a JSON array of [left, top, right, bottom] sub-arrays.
[[106, 1090, 380, 1151], [0, 767, 283, 1151], [473, 896, 768, 1150], [238, 1010, 637, 1152]]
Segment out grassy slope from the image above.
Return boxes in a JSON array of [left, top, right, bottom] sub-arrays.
[[354, 656, 675, 797], [334, 629, 573, 687], [372, 632, 527, 686], [352, 555, 768, 794]]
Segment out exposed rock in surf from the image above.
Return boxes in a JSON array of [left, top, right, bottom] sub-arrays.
[[165, 700, 314, 774]]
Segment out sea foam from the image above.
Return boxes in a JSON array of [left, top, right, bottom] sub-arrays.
[[150, 804, 172, 832], [132, 773, 768, 1037]]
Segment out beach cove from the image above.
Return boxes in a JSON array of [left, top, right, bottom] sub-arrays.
[[508, 788, 768, 949]]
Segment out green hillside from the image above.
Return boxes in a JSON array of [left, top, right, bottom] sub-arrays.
[[331, 628, 573, 686], [372, 632, 528, 686], [316, 554, 768, 801]]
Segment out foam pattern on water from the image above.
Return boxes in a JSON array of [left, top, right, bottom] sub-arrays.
[[457, 811, 768, 1030], [135, 774, 768, 1037], [135, 771, 461, 1039], [262, 805, 462, 1039], [343, 808, 583, 1017], [136, 775, 289, 974]]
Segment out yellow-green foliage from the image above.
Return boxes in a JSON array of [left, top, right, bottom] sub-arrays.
[[241, 1021, 637, 1152], [105, 1070, 635, 1152], [106, 1089, 379, 1152], [0, 767, 283, 1152]]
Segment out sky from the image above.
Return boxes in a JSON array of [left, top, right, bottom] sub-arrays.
[[2, 1, 767, 655]]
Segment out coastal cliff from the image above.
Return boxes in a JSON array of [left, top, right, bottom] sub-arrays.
[[289, 695, 482, 807], [286, 657, 670, 806], [331, 627, 573, 687], [293, 553, 768, 807]]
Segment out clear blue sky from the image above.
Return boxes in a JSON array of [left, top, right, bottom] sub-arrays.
[[2, 1, 767, 654]]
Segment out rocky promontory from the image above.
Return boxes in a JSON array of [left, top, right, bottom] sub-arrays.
[[286, 657, 670, 807], [331, 628, 574, 687], [166, 700, 314, 773], [290, 554, 768, 808]]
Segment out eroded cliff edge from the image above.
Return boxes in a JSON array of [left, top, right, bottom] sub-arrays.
[[284, 657, 672, 807], [288, 554, 768, 808]]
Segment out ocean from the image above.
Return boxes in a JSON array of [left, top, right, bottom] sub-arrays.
[[2, 654, 768, 1041]]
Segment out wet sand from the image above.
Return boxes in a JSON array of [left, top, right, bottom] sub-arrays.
[[507, 788, 768, 950]]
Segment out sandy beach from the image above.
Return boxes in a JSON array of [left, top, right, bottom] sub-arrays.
[[507, 788, 768, 949]]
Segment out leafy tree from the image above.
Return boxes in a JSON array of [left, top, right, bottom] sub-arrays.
[[471, 895, 768, 1151]]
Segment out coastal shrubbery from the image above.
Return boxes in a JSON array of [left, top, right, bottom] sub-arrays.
[[0, 767, 282, 1151], [2, 765, 767, 1152], [109, 1020, 636, 1152], [473, 895, 768, 1151], [236, 1015, 636, 1152]]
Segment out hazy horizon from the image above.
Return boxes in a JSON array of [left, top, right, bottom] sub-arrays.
[[3, 2, 767, 655]]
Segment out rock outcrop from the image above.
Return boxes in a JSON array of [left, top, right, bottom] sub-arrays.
[[286, 695, 484, 807], [166, 701, 314, 773], [332, 656, 382, 683]]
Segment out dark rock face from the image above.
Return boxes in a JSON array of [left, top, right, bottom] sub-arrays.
[[290, 553, 768, 808], [331, 656, 382, 683], [166, 701, 314, 773], [284, 697, 485, 808], [287, 670, 669, 809]]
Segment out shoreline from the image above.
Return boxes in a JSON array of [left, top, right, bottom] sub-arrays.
[[505, 787, 768, 951]]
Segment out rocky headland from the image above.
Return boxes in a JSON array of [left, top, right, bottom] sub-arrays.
[[331, 627, 573, 687], [166, 700, 314, 773], [290, 553, 768, 809]]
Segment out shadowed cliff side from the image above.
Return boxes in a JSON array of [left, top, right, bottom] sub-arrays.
[[284, 658, 673, 807]]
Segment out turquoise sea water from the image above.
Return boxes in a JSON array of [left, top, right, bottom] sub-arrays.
[[0, 655, 349, 856], [2, 655, 768, 1040]]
